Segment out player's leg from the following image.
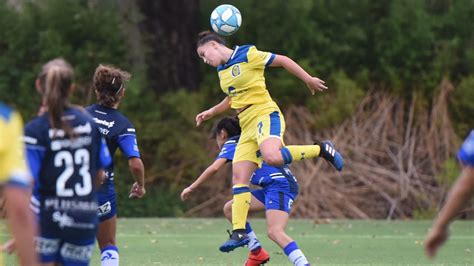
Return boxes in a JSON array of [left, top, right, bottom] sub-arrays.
[[258, 111, 343, 170], [220, 160, 256, 252], [97, 193, 119, 266], [97, 216, 119, 266], [223, 191, 270, 265], [266, 210, 310, 266], [223, 192, 265, 251], [230, 160, 257, 231]]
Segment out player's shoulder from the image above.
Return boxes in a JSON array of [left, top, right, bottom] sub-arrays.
[[24, 114, 47, 132], [0, 102, 13, 121], [458, 130, 474, 165]]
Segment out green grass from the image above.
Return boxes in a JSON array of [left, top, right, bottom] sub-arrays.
[[2, 218, 474, 265]]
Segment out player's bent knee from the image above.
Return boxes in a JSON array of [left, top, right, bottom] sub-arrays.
[[232, 174, 250, 185], [267, 226, 284, 242], [262, 153, 283, 166]]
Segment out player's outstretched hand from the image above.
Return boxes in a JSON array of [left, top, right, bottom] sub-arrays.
[[180, 187, 193, 201], [129, 182, 146, 199], [196, 109, 214, 127], [1, 238, 15, 254], [424, 225, 449, 258], [305, 77, 328, 95]]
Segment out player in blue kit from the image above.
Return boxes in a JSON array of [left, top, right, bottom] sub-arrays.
[[425, 130, 474, 258], [24, 58, 112, 265], [181, 117, 310, 266], [86, 65, 145, 266]]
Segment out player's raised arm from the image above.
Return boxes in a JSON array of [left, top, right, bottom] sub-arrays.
[[195, 96, 231, 127], [269, 55, 327, 95]]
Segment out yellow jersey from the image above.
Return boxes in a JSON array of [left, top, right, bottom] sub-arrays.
[[217, 45, 276, 109], [0, 103, 30, 188]]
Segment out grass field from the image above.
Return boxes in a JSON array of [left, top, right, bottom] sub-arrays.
[[2, 218, 473, 265]]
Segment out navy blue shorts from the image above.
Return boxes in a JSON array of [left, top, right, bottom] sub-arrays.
[[251, 179, 298, 213], [97, 180, 117, 222], [37, 208, 97, 265], [36, 236, 96, 266]]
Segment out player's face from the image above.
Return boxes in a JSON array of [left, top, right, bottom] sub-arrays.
[[197, 42, 223, 67], [215, 129, 227, 149]]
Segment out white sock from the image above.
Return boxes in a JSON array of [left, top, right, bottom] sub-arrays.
[[101, 246, 119, 266], [284, 241, 310, 266], [247, 231, 261, 251]]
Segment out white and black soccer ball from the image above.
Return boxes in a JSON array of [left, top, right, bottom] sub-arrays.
[[210, 4, 242, 36]]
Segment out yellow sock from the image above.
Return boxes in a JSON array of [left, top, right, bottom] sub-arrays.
[[280, 145, 321, 164], [232, 184, 251, 230]]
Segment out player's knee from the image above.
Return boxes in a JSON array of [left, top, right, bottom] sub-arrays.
[[262, 152, 283, 166], [223, 201, 232, 219], [267, 226, 283, 242], [232, 173, 248, 185]]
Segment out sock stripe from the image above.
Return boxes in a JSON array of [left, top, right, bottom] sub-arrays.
[[245, 222, 253, 234], [283, 241, 299, 256], [281, 147, 293, 164], [233, 186, 250, 195], [101, 245, 118, 252]]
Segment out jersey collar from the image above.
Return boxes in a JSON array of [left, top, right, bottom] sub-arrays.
[[217, 45, 251, 72]]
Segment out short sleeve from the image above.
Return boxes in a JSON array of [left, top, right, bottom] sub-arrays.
[[247, 46, 276, 69], [458, 130, 474, 166], [216, 140, 237, 162], [118, 120, 140, 158]]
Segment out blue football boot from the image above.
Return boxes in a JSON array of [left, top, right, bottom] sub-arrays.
[[318, 140, 344, 171], [219, 230, 250, 253]]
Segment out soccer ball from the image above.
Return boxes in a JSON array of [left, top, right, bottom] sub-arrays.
[[210, 4, 242, 36]]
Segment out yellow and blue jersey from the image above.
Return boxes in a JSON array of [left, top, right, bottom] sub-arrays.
[[217, 45, 276, 109], [0, 102, 31, 189], [458, 130, 474, 167]]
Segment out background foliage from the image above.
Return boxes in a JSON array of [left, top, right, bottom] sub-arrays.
[[0, 0, 473, 217]]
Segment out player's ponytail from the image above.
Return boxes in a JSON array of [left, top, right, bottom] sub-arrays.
[[37, 58, 74, 136], [211, 117, 241, 139], [197, 30, 226, 47], [93, 64, 131, 107]]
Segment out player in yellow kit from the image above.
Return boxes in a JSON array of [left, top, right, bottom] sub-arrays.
[[195, 31, 344, 252], [0, 102, 36, 265]]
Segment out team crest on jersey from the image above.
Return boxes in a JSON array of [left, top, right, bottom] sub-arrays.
[[231, 65, 241, 77]]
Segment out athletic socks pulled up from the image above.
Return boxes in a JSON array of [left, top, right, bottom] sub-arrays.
[[283, 241, 310, 266]]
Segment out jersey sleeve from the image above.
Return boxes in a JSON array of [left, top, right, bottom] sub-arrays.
[[24, 120, 46, 185], [98, 137, 112, 169], [458, 130, 474, 166], [0, 112, 31, 188], [216, 140, 237, 162], [118, 120, 140, 158], [247, 46, 276, 69]]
